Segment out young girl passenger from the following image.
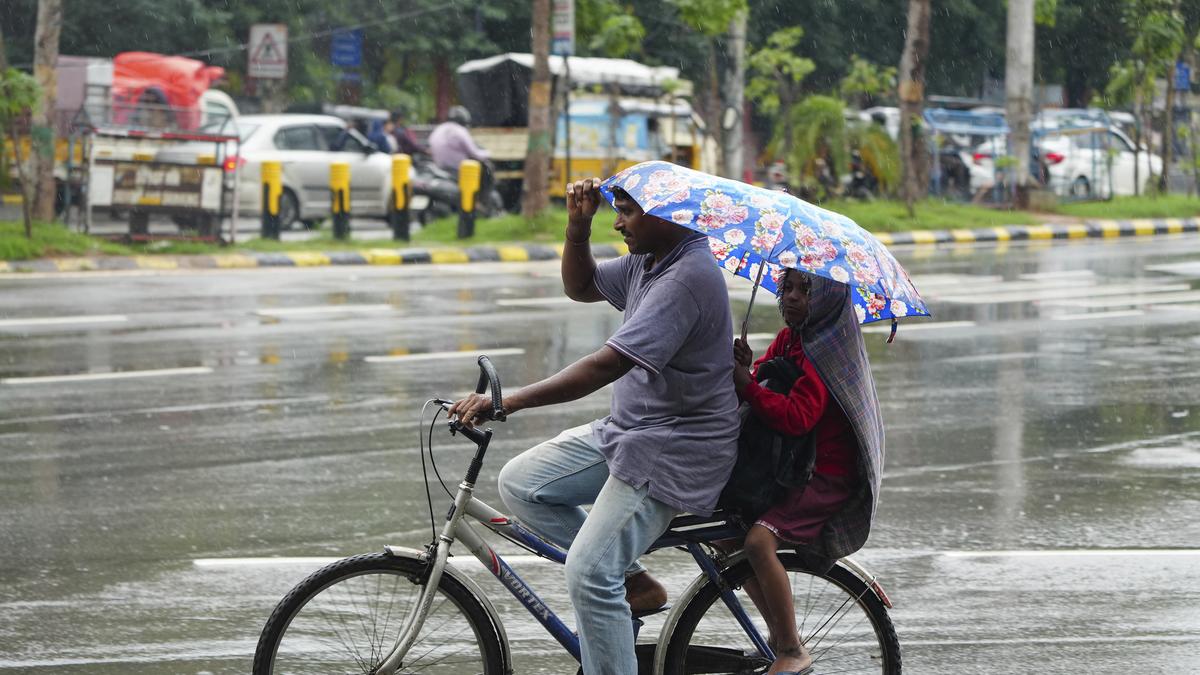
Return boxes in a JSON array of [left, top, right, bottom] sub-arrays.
[[730, 267, 886, 675]]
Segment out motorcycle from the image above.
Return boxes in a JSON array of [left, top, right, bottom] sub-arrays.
[[845, 150, 879, 200], [410, 155, 506, 224]]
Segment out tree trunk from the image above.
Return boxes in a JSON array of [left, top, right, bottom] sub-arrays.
[[8, 127, 34, 239], [1162, 59, 1177, 194], [32, 0, 63, 223], [434, 57, 453, 122], [706, 37, 723, 174], [521, 0, 552, 218], [1134, 98, 1144, 197], [1006, 0, 1035, 208], [722, 10, 747, 180], [897, 0, 931, 216]]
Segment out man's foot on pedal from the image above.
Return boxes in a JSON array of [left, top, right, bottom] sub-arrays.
[[624, 570, 667, 613]]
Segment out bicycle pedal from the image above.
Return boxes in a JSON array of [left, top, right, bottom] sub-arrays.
[[631, 603, 670, 619]]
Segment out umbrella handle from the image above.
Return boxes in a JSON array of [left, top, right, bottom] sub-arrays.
[[740, 261, 766, 343]]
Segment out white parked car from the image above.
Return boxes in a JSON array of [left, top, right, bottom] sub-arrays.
[[958, 126, 1161, 199], [1036, 127, 1162, 198], [159, 113, 416, 229]]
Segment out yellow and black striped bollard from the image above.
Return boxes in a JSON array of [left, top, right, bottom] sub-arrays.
[[390, 154, 412, 241], [261, 160, 282, 240], [457, 159, 482, 239], [330, 162, 351, 240]]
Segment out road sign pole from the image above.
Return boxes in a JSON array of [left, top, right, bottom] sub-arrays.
[[553, 0, 575, 192], [565, 57, 571, 189]]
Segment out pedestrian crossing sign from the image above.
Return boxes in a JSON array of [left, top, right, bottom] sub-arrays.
[[249, 24, 288, 79]]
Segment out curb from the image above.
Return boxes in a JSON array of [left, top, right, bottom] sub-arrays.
[[2, 219, 1198, 274], [874, 217, 1200, 246], [0, 243, 628, 274]]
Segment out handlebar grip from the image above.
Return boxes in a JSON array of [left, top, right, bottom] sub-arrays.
[[476, 355, 506, 421]]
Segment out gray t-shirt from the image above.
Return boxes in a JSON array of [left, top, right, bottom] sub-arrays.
[[591, 234, 740, 515]]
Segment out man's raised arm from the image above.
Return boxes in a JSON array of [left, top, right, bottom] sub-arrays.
[[562, 178, 605, 303]]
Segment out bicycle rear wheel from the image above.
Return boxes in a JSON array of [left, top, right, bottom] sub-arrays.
[[253, 552, 505, 675], [662, 552, 900, 674]]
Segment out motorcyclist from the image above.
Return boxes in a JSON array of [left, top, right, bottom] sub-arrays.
[[428, 105, 500, 214], [429, 106, 491, 174]]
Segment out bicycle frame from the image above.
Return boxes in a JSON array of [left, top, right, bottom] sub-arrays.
[[375, 417, 772, 674]]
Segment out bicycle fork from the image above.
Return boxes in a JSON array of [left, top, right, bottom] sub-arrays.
[[375, 479, 477, 674]]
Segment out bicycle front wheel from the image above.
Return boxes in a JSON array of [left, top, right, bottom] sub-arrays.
[[662, 552, 901, 674], [253, 552, 505, 675]]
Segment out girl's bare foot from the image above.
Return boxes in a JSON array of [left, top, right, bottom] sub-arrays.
[[766, 644, 812, 674]]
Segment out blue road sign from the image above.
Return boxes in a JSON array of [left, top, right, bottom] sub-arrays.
[[332, 29, 363, 68], [552, 38, 573, 56], [1176, 61, 1191, 91]]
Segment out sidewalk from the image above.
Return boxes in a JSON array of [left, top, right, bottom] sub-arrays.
[[2, 218, 1198, 274]]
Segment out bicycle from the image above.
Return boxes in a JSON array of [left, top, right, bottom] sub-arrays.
[[252, 355, 901, 674]]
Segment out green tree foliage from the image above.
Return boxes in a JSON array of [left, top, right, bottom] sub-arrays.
[[1038, 0, 1134, 106], [785, 95, 846, 197], [1035, 0, 1058, 26], [1098, 0, 1184, 195], [839, 55, 896, 108], [0, 0, 1188, 191], [0, 67, 42, 237], [746, 27, 815, 119], [1100, 2, 1184, 109], [588, 8, 647, 58], [671, 0, 748, 37], [0, 0, 1168, 116]]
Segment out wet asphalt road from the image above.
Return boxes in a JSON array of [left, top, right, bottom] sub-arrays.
[[2, 235, 1200, 673]]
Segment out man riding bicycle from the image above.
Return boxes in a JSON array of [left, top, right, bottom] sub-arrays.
[[450, 177, 740, 675]]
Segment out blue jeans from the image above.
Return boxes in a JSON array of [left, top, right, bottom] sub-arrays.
[[498, 423, 678, 675]]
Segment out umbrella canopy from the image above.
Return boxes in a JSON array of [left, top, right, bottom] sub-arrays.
[[598, 161, 929, 326]]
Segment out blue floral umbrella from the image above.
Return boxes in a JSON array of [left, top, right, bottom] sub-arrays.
[[598, 161, 930, 339]]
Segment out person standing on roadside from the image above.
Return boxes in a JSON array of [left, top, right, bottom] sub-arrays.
[[367, 118, 398, 153], [450, 178, 740, 675]]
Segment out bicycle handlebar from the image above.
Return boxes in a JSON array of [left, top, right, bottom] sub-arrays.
[[474, 355, 506, 422]]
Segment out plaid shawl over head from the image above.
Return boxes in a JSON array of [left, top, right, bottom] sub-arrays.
[[799, 274, 885, 560]]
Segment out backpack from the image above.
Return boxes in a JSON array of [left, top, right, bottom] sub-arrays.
[[718, 356, 818, 524]]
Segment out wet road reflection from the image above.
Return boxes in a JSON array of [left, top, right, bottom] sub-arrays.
[[2, 235, 1199, 673]]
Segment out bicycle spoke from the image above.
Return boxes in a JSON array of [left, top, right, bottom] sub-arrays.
[[309, 585, 372, 672], [264, 561, 493, 674], [662, 557, 896, 675], [402, 606, 474, 666], [404, 624, 477, 669], [805, 585, 872, 657]]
